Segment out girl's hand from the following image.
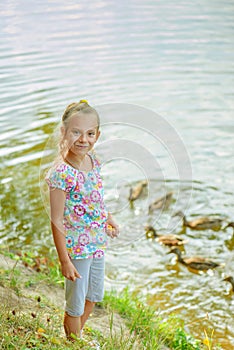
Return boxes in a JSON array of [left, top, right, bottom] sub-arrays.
[[60, 260, 82, 281], [106, 214, 120, 238]]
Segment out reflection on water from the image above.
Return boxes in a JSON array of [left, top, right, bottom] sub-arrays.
[[0, 0, 234, 348]]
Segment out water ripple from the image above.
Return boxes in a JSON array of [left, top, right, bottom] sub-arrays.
[[0, 0, 234, 347]]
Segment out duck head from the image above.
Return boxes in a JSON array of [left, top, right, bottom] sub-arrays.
[[145, 225, 158, 239], [223, 276, 234, 291], [167, 247, 182, 257], [223, 276, 234, 283]]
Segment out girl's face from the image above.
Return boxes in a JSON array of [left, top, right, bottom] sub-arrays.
[[63, 112, 100, 157]]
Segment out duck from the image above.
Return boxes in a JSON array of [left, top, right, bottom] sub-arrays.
[[145, 225, 188, 247], [167, 247, 220, 271], [129, 180, 147, 202], [224, 221, 234, 230], [224, 222, 234, 231], [148, 192, 173, 213], [223, 276, 234, 292], [174, 211, 223, 231]]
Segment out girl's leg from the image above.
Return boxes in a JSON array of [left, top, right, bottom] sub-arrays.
[[64, 259, 91, 339], [64, 312, 81, 339], [64, 300, 95, 339], [81, 256, 105, 330], [81, 300, 96, 330]]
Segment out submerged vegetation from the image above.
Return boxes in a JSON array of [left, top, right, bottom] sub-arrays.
[[0, 248, 221, 349]]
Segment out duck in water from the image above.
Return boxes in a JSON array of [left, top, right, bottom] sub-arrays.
[[174, 211, 223, 231], [129, 180, 147, 202], [148, 192, 173, 213], [224, 222, 234, 233], [145, 226, 188, 247], [167, 247, 220, 271], [223, 276, 234, 292]]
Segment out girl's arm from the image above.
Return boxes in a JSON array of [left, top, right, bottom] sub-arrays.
[[49, 188, 81, 281]]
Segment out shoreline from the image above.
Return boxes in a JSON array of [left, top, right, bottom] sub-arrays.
[[0, 251, 217, 349]]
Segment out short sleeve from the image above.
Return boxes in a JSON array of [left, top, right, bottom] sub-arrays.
[[91, 152, 102, 172], [45, 163, 74, 192]]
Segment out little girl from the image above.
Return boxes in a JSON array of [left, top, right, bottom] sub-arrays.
[[45, 100, 119, 340]]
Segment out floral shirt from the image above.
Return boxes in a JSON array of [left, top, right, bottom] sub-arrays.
[[45, 153, 108, 259]]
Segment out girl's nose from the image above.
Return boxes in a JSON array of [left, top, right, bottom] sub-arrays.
[[78, 133, 87, 142]]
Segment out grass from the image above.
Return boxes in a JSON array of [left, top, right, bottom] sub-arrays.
[[101, 289, 202, 350], [0, 248, 222, 350]]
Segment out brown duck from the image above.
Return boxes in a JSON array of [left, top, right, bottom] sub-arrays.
[[145, 226, 188, 247], [129, 180, 147, 202], [224, 222, 234, 231], [223, 276, 234, 292], [168, 247, 220, 271], [174, 211, 223, 231], [148, 192, 173, 213]]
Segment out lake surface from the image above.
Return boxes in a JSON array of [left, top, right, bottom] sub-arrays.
[[0, 0, 234, 348]]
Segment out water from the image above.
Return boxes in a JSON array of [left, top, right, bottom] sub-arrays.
[[0, 0, 234, 348]]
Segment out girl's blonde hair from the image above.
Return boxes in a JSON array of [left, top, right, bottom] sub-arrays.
[[62, 100, 100, 129], [59, 100, 100, 159]]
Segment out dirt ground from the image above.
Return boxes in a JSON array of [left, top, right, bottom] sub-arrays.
[[0, 253, 134, 341]]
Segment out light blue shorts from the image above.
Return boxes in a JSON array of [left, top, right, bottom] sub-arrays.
[[65, 256, 105, 317]]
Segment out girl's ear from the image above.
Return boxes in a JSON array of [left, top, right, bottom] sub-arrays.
[[96, 129, 101, 142]]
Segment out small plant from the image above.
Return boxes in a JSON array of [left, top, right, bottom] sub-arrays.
[[0, 248, 224, 350], [203, 328, 218, 350], [102, 289, 202, 349]]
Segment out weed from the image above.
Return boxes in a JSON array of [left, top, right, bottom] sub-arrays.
[[0, 248, 224, 349]]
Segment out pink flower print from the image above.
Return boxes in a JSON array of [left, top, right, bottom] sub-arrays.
[[64, 222, 74, 230], [74, 205, 86, 216], [73, 245, 84, 256], [82, 197, 91, 206], [90, 190, 101, 202], [91, 221, 100, 229], [84, 226, 91, 233], [100, 201, 105, 210], [65, 175, 75, 190], [78, 234, 90, 246], [58, 164, 67, 172], [66, 236, 74, 248], [97, 181, 102, 189], [94, 158, 101, 167], [78, 172, 85, 183], [93, 250, 104, 258], [89, 174, 96, 182], [101, 212, 107, 220], [70, 213, 80, 222], [65, 174, 74, 185]]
